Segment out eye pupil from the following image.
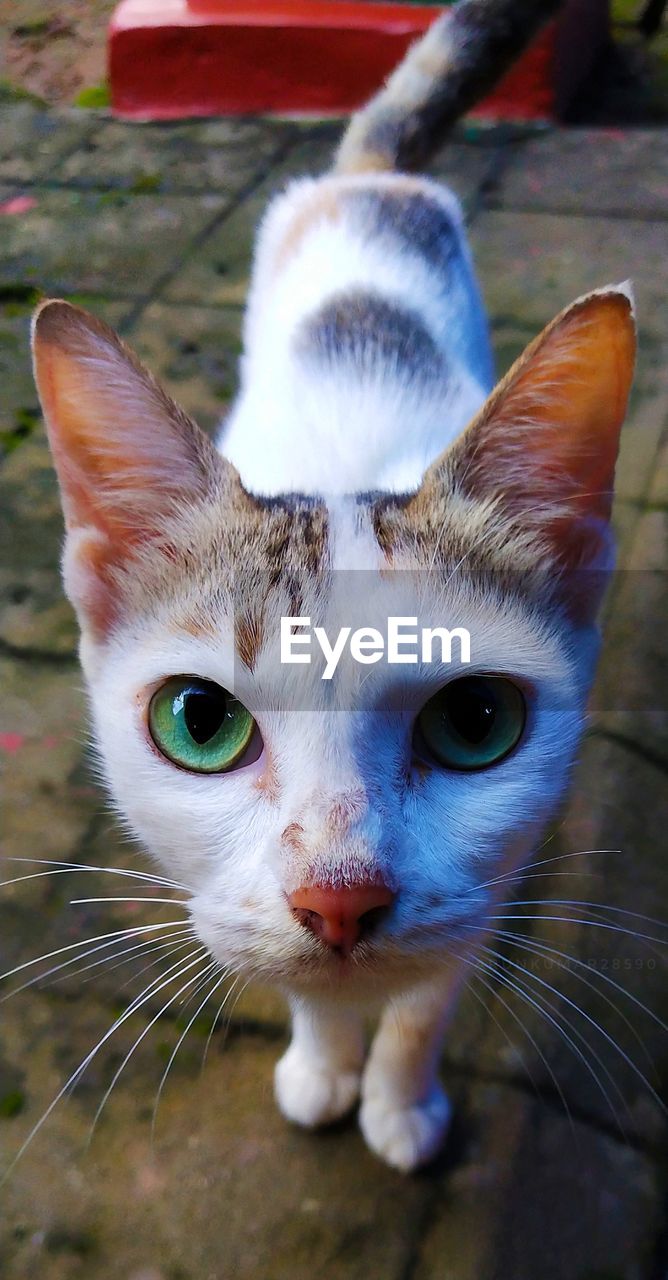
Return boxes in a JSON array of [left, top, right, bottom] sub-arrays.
[[183, 689, 227, 745], [447, 683, 496, 744], [416, 676, 525, 772], [149, 677, 257, 774]]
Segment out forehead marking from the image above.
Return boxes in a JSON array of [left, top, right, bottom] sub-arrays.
[[328, 496, 383, 573], [160, 493, 329, 652], [235, 611, 265, 673]]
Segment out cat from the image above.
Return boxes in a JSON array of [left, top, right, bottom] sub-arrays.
[[30, 0, 636, 1172]]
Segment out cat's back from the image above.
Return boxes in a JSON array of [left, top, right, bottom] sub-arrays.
[[219, 171, 494, 497]]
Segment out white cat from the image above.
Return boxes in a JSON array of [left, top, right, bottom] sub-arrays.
[[31, 0, 635, 1170]]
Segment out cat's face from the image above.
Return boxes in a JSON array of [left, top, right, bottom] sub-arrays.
[[82, 514, 591, 997], [31, 291, 635, 999]]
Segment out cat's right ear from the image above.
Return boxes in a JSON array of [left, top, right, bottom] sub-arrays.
[[32, 299, 240, 637]]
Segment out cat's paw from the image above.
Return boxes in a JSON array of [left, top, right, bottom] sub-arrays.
[[359, 1084, 451, 1172], [274, 1045, 361, 1129]]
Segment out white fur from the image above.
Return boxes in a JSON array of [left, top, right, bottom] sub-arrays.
[[83, 547, 592, 1167], [218, 173, 493, 496], [62, 168, 612, 1171]]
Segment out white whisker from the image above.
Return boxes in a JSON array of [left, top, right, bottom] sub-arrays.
[[475, 946, 631, 1134], [472, 848, 621, 893], [0, 920, 190, 990], [480, 942, 666, 1119], [488, 927, 661, 1072], [2, 924, 193, 1003], [0, 857, 189, 892], [480, 914, 667, 946], [462, 956, 577, 1139], [69, 897, 187, 907], [94, 934, 198, 993], [201, 974, 247, 1071], [151, 965, 232, 1142], [87, 954, 214, 1144], [495, 899, 668, 930], [1, 945, 208, 1183]]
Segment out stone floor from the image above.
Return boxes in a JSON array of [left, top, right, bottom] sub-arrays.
[[0, 105, 667, 1280]]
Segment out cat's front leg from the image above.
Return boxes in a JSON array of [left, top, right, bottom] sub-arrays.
[[275, 996, 365, 1129], [360, 973, 462, 1172]]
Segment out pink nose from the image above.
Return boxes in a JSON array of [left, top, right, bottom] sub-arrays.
[[288, 881, 395, 955]]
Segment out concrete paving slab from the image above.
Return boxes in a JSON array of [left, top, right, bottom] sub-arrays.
[[426, 139, 501, 216], [0, 290, 41, 443], [472, 212, 668, 511], [161, 134, 350, 308], [648, 423, 668, 509], [413, 1083, 661, 1280], [610, 498, 643, 559], [469, 209, 668, 342], [496, 127, 668, 219], [0, 429, 77, 658], [0, 186, 226, 298], [0, 105, 100, 183], [0, 294, 126, 441], [0, 300, 126, 658], [57, 117, 295, 195], [3, 987, 662, 1280], [0, 658, 92, 985], [615, 370, 668, 505], [593, 508, 668, 764], [1, 1007, 434, 1280]]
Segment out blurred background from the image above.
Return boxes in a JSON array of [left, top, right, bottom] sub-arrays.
[[2, 0, 668, 117], [1, 3, 667, 1279]]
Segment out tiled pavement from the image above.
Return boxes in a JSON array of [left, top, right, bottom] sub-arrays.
[[0, 105, 667, 1280]]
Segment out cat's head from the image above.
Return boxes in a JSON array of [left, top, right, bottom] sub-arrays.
[[32, 291, 635, 997]]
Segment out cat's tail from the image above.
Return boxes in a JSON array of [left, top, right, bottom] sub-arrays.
[[334, 0, 562, 175]]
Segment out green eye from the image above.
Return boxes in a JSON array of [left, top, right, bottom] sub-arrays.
[[148, 677, 256, 774], [416, 676, 526, 772]]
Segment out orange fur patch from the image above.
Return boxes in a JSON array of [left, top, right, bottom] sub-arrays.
[[255, 756, 280, 805], [281, 822, 306, 855], [274, 187, 342, 274], [235, 612, 265, 672], [326, 790, 368, 837]]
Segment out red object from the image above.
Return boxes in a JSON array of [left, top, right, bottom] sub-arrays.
[[288, 880, 395, 954], [109, 0, 609, 122], [0, 195, 38, 216]]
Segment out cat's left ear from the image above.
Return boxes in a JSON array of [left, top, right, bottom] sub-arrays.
[[416, 285, 636, 621]]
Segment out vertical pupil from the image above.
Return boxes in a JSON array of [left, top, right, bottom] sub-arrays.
[[182, 690, 227, 744], [447, 683, 496, 744]]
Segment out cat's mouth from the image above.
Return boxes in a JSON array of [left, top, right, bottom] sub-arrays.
[[285, 941, 441, 1001]]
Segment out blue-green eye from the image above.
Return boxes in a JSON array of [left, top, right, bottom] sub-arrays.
[[416, 677, 526, 771], [149, 677, 256, 774]]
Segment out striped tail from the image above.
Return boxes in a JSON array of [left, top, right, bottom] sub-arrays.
[[335, 0, 563, 175]]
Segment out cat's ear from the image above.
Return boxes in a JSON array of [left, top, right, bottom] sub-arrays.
[[417, 286, 636, 620], [32, 299, 241, 636]]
